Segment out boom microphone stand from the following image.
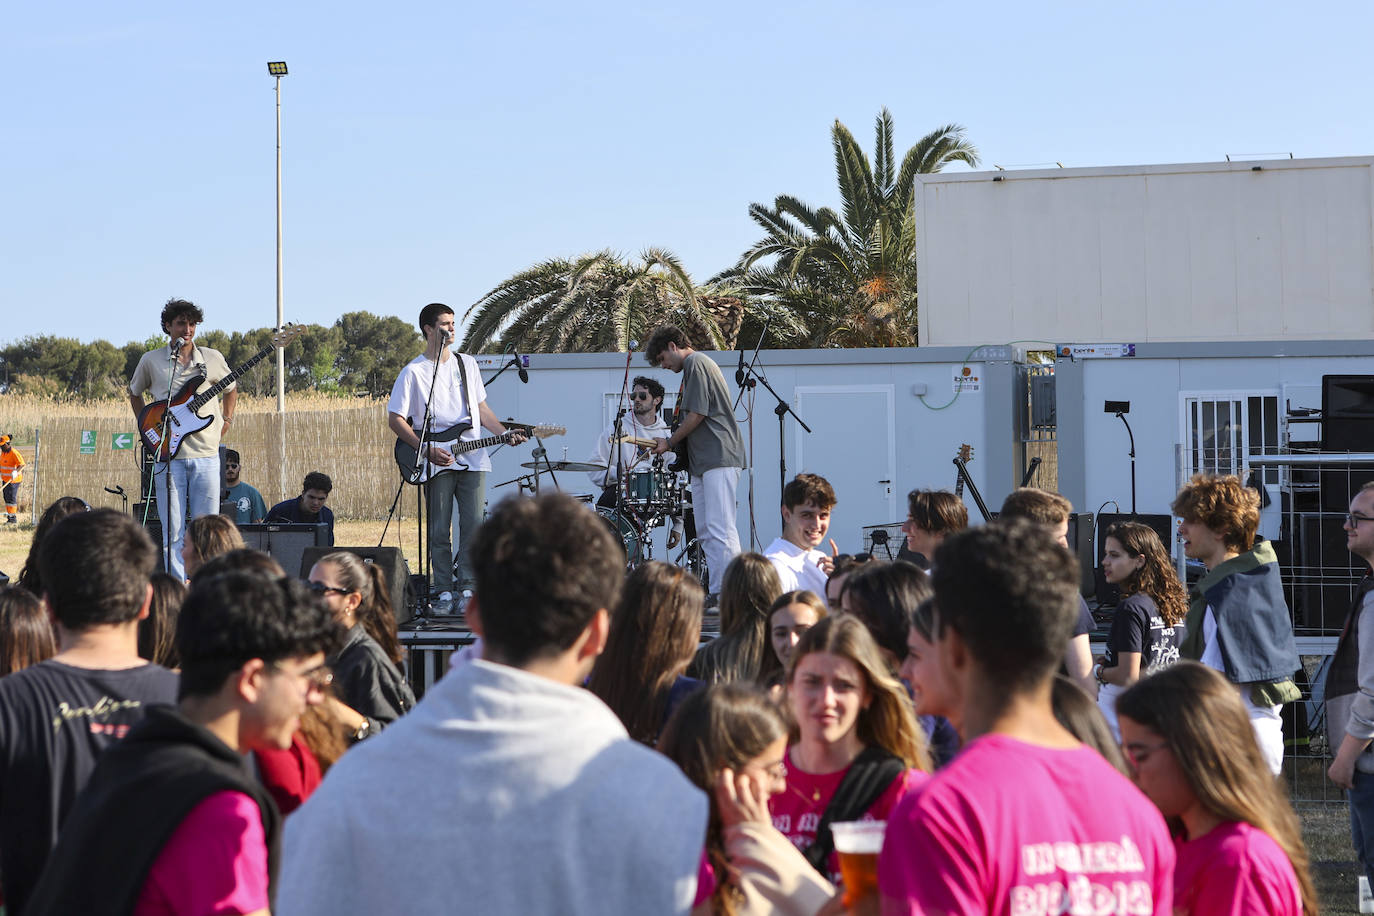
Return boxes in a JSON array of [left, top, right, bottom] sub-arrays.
[[735, 320, 810, 532]]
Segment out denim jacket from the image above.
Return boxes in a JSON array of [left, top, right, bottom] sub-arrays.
[[1180, 540, 1300, 702]]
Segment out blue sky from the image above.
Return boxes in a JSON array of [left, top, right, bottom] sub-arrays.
[[4, 0, 1371, 348]]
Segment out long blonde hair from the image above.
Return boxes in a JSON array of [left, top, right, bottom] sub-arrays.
[[1117, 663, 1317, 916], [787, 615, 931, 771]]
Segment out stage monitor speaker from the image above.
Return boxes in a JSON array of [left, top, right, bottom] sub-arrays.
[[1321, 375, 1374, 509], [1092, 514, 1175, 607], [238, 523, 330, 584], [1293, 512, 1363, 632], [299, 546, 413, 624], [1066, 513, 1095, 598]]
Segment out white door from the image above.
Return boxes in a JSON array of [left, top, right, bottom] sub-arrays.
[[793, 386, 897, 554]]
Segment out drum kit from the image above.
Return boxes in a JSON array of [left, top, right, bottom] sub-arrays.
[[495, 454, 705, 585]]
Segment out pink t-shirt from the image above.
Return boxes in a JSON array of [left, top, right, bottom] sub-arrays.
[[134, 790, 270, 916], [769, 750, 926, 884], [1173, 820, 1301, 916], [878, 735, 1174, 916]]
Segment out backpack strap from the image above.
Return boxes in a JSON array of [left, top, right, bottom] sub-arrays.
[[801, 746, 905, 875]]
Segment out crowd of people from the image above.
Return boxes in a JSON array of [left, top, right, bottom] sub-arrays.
[[0, 306, 1357, 913], [0, 457, 1361, 914]]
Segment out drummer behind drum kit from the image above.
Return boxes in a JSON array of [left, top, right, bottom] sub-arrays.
[[494, 446, 705, 586]]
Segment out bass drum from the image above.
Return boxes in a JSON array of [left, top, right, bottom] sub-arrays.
[[597, 507, 644, 567]]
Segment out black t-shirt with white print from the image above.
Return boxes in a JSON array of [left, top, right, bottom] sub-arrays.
[[1104, 593, 1185, 674], [0, 659, 178, 914]]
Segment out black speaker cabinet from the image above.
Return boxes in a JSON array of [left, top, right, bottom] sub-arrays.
[[1066, 513, 1095, 598], [238, 523, 330, 585], [1292, 512, 1363, 632], [299, 546, 413, 624], [1321, 375, 1374, 510]]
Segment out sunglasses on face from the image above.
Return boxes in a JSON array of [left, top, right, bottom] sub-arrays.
[[633, 392, 653, 401], [307, 581, 352, 597]]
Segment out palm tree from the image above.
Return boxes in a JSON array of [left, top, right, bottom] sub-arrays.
[[721, 109, 978, 347], [461, 248, 742, 354]]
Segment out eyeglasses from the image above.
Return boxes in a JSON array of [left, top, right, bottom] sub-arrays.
[[1121, 741, 1170, 768], [271, 663, 334, 695], [308, 581, 352, 597], [1348, 513, 1374, 528], [633, 392, 652, 401], [224, 463, 240, 469], [750, 759, 787, 781]]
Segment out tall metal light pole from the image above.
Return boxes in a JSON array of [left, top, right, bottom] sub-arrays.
[[268, 61, 288, 414]]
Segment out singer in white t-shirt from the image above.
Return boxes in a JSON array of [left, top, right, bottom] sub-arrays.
[[387, 304, 527, 614]]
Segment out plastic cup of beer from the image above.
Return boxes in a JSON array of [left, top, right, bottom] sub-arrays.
[[830, 819, 886, 906]]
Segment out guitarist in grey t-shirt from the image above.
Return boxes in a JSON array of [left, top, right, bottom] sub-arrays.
[[646, 324, 745, 595]]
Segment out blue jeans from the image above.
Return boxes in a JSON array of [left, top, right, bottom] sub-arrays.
[[1351, 769, 1374, 888], [153, 455, 220, 579], [427, 469, 485, 594]]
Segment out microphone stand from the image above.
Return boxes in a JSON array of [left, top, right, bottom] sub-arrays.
[[1112, 410, 1138, 515], [603, 345, 635, 545], [409, 335, 449, 620], [158, 341, 179, 574], [735, 319, 809, 533]]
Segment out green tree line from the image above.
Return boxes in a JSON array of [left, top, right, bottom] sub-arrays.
[[0, 311, 420, 401]]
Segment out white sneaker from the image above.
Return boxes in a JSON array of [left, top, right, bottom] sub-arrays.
[[458, 589, 473, 612], [432, 591, 454, 614]]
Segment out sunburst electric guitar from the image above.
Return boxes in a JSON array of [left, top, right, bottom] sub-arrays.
[[137, 324, 306, 462]]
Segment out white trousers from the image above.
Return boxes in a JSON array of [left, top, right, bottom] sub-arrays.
[[691, 467, 741, 593]]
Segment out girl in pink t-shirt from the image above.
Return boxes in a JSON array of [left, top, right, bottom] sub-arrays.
[[769, 616, 929, 885], [1117, 662, 1316, 916]]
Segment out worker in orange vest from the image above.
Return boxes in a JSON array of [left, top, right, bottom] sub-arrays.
[[0, 435, 25, 524]]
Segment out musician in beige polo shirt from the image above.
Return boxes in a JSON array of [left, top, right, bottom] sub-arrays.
[[127, 298, 235, 579]]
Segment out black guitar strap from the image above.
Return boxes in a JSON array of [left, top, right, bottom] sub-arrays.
[[800, 746, 905, 876]]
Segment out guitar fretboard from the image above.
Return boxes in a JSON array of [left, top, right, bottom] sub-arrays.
[[189, 343, 278, 412]]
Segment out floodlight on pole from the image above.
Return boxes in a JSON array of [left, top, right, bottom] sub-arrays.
[[268, 62, 287, 414]]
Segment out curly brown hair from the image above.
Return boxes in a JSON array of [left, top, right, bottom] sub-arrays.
[[1103, 522, 1188, 626], [1170, 474, 1259, 553]]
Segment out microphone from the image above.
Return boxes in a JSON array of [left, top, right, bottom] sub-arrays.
[[511, 347, 529, 384], [441, 328, 452, 342], [171, 337, 186, 354], [735, 340, 746, 387]]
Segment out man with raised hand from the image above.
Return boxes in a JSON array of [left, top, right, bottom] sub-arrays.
[[277, 493, 707, 915], [764, 473, 838, 597]]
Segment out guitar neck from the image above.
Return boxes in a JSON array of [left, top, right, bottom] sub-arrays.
[[190, 343, 277, 411], [451, 432, 512, 455]]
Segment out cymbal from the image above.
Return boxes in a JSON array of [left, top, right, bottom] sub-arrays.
[[519, 460, 603, 472]]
